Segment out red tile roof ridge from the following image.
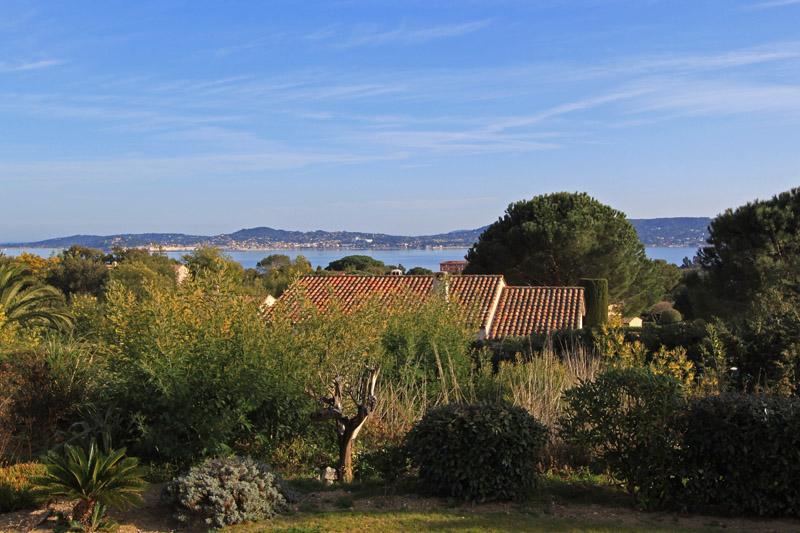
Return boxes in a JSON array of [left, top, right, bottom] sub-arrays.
[[503, 285, 585, 289]]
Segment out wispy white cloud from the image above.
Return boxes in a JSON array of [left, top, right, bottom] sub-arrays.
[[352, 127, 560, 155], [483, 89, 652, 132], [630, 79, 800, 117], [314, 19, 492, 48], [543, 41, 800, 83], [746, 0, 800, 10], [0, 59, 62, 73], [0, 150, 405, 185], [4, 36, 800, 167]]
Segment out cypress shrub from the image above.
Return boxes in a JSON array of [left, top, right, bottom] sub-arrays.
[[406, 402, 547, 502], [579, 279, 608, 327], [679, 394, 800, 516]]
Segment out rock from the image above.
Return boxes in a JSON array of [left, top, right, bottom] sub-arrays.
[[319, 467, 337, 485]]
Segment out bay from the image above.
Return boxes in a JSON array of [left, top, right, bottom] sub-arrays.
[[2, 246, 699, 269]]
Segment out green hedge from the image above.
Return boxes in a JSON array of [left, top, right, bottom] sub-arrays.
[[679, 394, 800, 516], [406, 402, 547, 502], [558, 377, 800, 516], [559, 367, 685, 507], [639, 320, 708, 363]]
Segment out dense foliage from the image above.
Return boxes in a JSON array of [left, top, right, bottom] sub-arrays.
[[162, 456, 290, 527], [46, 246, 110, 298], [0, 463, 44, 512], [0, 341, 102, 461], [101, 273, 311, 463], [695, 187, 800, 315], [559, 368, 685, 507], [326, 254, 400, 274], [465, 192, 677, 315], [257, 254, 313, 296], [406, 402, 548, 502], [679, 394, 800, 516]]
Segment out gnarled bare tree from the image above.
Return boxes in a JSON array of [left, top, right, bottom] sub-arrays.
[[312, 365, 380, 483]]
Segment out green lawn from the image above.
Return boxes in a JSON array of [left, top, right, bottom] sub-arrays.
[[230, 510, 716, 533], [221, 474, 738, 533]]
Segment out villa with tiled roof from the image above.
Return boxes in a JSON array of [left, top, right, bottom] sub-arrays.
[[272, 274, 585, 340]]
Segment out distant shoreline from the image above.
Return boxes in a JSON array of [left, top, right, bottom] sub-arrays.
[[3, 244, 703, 252]]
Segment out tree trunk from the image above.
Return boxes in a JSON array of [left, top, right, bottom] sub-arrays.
[[312, 366, 380, 485], [72, 498, 96, 525], [338, 434, 355, 483]]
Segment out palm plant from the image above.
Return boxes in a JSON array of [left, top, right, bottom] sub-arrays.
[[35, 442, 147, 526], [0, 265, 73, 331]]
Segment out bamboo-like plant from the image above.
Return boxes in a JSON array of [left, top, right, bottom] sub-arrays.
[[35, 442, 147, 527]]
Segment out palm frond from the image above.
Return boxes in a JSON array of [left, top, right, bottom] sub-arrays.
[[0, 264, 73, 332], [34, 441, 147, 512]]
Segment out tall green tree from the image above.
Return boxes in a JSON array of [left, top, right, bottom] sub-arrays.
[[183, 246, 244, 281], [694, 187, 800, 317], [683, 188, 800, 392], [108, 247, 178, 280], [0, 265, 73, 332], [258, 254, 313, 297], [46, 246, 109, 298], [465, 192, 664, 315], [326, 255, 394, 275]]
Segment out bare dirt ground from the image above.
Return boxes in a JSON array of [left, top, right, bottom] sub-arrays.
[[3, 484, 800, 533]]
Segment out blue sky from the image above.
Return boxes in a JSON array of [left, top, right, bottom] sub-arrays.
[[1, 0, 799, 241]]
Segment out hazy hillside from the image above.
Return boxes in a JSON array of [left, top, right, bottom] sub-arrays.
[[2, 218, 710, 250]]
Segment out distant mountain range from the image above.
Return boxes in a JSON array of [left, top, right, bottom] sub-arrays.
[[2, 217, 711, 250]]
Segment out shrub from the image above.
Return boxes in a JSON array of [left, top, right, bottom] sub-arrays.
[[639, 320, 708, 364], [406, 402, 548, 502], [0, 462, 44, 512], [0, 341, 102, 462], [163, 456, 290, 527], [36, 441, 146, 525], [102, 275, 311, 464], [559, 367, 685, 507], [658, 308, 683, 325], [679, 394, 800, 516]]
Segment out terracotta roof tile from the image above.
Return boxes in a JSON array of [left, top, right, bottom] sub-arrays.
[[488, 286, 585, 339], [283, 274, 434, 315], [273, 275, 585, 338], [275, 274, 504, 328], [448, 275, 504, 329]]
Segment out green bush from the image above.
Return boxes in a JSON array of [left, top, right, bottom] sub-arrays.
[[0, 341, 102, 463], [559, 367, 685, 507], [658, 308, 683, 325], [679, 394, 800, 516], [406, 402, 548, 502], [163, 456, 291, 527], [0, 462, 44, 512], [101, 274, 311, 464], [639, 320, 708, 364]]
